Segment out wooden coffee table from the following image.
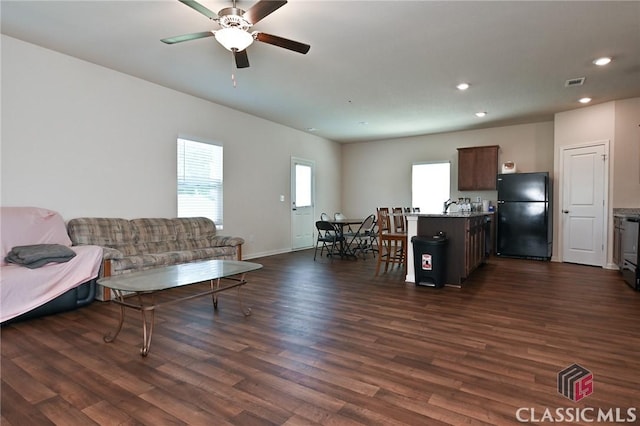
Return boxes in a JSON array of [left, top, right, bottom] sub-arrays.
[[97, 259, 263, 356]]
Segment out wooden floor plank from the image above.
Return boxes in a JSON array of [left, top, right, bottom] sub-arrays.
[[2, 251, 639, 425]]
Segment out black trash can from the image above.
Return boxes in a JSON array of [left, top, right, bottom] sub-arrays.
[[412, 234, 448, 288]]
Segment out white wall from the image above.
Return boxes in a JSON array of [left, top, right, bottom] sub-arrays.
[[1, 35, 342, 258], [553, 102, 616, 264], [554, 98, 640, 267], [613, 98, 640, 207], [341, 122, 555, 218], [552, 98, 640, 210]]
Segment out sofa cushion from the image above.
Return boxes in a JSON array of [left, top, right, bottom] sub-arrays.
[[131, 218, 178, 243], [109, 254, 165, 274], [68, 217, 138, 246], [110, 247, 237, 274], [173, 217, 217, 239], [143, 241, 181, 254]]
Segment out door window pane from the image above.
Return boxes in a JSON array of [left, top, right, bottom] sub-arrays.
[[295, 164, 312, 207]]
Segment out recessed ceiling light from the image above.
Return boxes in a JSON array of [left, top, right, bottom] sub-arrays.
[[593, 57, 612, 66], [475, 112, 487, 117], [579, 97, 592, 104], [457, 83, 470, 91]]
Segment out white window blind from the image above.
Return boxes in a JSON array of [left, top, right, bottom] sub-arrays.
[[177, 138, 223, 228]]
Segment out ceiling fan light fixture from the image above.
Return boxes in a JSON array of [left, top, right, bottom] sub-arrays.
[[214, 27, 254, 52]]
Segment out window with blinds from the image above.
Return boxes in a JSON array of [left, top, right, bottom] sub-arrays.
[[412, 161, 450, 214], [177, 138, 223, 228]]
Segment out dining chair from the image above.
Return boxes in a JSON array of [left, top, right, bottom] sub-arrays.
[[314, 220, 344, 261], [375, 208, 407, 275], [343, 214, 376, 259], [320, 212, 331, 221]]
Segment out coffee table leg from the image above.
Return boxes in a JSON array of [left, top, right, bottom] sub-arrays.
[[210, 278, 220, 310], [138, 293, 155, 357], [139, 309, 155, 356], [104, 289, 126, 344], [237, 273, 252, 317]]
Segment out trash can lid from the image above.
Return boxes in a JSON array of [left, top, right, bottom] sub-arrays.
[[411, 235, 448, 243]]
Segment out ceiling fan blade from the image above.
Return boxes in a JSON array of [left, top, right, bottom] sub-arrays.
[[255, 32, 310, 54], [178, 0, 218, 20], [161, 31, 214, 44], [234, 49, 250, 68], [244, 0, 287, 24]]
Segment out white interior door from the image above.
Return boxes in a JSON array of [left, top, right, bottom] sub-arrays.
[[291, 157, 314, 250], [561, 142, 608, 266]]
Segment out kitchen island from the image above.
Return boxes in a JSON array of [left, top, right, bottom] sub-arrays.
[[406, 212, 494, 286]]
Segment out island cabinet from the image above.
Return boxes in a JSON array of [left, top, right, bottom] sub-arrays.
[[406, 213, 493, 286], [457, 145, 499, 190]]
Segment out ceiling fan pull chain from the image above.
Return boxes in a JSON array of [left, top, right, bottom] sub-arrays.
[[231, 53, 237, 88]]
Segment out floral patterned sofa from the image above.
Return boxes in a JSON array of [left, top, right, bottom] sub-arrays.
[[67, 217, 244, 300]]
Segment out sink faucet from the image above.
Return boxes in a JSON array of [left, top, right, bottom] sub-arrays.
[[443, 199, 457, 214]]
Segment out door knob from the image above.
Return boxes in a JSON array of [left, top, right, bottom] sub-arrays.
[[563, 210, 570, 214]]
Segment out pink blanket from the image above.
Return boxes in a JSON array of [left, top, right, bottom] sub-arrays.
[[0, 207, 102, 322]]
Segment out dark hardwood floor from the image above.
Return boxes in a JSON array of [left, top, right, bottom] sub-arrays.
[[2, 251, 639, 425]]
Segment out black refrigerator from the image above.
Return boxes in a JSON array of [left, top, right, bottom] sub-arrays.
[[496, 172, 552, 260]]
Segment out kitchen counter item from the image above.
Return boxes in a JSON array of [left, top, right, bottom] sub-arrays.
[[410, 212, 493, 218]]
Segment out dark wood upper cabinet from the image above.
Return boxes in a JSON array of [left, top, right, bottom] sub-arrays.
[[457, 145, 499, 190]]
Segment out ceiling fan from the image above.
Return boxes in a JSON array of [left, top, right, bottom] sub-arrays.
[[161, 0, 310, 69]]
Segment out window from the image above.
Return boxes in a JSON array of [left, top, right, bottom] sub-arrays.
[[177, 138, 223, 228], [295, 163, 312, 208], [412, 162, 450, 214]]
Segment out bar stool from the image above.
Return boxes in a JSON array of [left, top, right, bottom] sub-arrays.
[[375, 208, 407, 275]]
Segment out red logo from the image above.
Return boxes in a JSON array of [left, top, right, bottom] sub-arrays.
[[421, 254, 432, 270], [558, 363, 593, 402]]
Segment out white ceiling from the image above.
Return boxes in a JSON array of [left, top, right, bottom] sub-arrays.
[[2, 1, 639, 143]]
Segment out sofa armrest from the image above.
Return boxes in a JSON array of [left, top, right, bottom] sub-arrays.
[[209, 236, 245, 247], [102, 246, 124, 260]]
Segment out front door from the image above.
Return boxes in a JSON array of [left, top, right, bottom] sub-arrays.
[[561, 142, 608, 266], [291, 157, 315, 250]]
